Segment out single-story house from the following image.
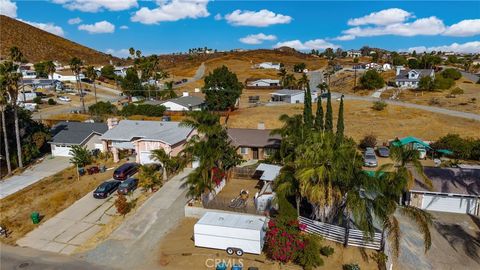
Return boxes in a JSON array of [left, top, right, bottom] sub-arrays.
[[21, 70, 37, 79], [395, 69, 435, 89], [254, 62, 281, 70], [227, 127, 281, 160], [271, 89, 304, 104], [346, 50, 361, 58], [49, 121, 108, 157], [49, 70, 85, 82], [100, 119, 196, 164], [23, 79, 62, 90], [114, 66, 130, 78], [245, 78, 281, 89], [161, 94, 205, 111], [409, 167, 480, 215]]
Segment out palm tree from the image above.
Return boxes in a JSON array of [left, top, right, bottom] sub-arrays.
[[283, 74, 297, 89], [9, 47, 26, 108], [69, 145, 92, 168], [275, 163, 301, 216], [138, 164, 162, 192], [85, 66, 98, 104], [159, 81, 178, 100], [389, 143, 432, 189], [150, 148, 184, 181], [1, 61, 23, 169], [44, 61, 56, 83], [69, 57, 85, 113], [278, 68, 287, 86], [0, 75, 11, 174], [298, 73, 309, 90], [129, 47, 135, 58]]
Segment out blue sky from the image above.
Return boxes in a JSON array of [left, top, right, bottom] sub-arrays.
[[1, 1, 479, 57]]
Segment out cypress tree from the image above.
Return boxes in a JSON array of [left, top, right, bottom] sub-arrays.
[[325, 90, 333, 132], [303, 83, 313, 128], [314, 95, 324, 131], [336, 96, 344, 139]]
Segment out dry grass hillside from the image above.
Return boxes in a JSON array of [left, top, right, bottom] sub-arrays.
[[0, 15, 116, 64]]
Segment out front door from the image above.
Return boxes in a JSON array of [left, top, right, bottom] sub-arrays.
[[252, 147, 259, 159]]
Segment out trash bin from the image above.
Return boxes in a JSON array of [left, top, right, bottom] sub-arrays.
[[216, 262, 227, 270], [231, 264, 243, 270], [100, 165, 106, 173], [30, 212, 40, 224]]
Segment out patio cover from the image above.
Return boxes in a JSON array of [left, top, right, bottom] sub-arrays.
[[255, 163, 282, 182]]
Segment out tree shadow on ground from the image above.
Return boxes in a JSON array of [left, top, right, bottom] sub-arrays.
[[433, 217, 480, 263]]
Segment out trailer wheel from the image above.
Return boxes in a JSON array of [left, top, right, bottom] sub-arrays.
[[235, 249, 244, 256], [226, 248, 234, 255]]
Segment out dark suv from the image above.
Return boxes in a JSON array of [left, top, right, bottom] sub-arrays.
[[113, 163, 138, 180], [117, 178, 139, 195], [93, 180, 121, 199]]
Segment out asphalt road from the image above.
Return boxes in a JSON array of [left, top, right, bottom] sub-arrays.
[[173, 62, 205, 89], [0, 244, 107, 270]]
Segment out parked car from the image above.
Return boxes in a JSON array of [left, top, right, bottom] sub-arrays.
[[117, 178, 139, 195], [364, 148, 378, 167], [58, 96, 71, 102], [113, 162, 138, 180], [377, 146, 390, 157], [93, 180, 121, 199]]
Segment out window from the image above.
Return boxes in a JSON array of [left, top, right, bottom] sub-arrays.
[[264, 148, 277, 157], [240, 147, 249, 155]]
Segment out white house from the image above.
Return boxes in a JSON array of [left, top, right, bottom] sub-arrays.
[[255, 62, 281, 70], [409, 167, 480, 215], [346, 50, 361, 58], [246, 79, 280, 88], [382, 63, 392, 71], [271, 89, 304, 103], [161, 94, 205, 111], [395, 69, 435, 89], [49, 71, 85, 82], [49, 122, 108, 157], [114, 66, 130, 78], [21, 70, 37, 79]]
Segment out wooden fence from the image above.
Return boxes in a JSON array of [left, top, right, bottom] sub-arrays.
[[232, 167, 257, 179], [299, 216, 383, 250]]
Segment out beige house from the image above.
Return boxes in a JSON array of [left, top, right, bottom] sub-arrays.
[[101, 119, 195, 164], [227, 126, 281, 161]]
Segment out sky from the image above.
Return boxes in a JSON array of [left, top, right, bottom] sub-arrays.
[[1, 0, 479, 57]]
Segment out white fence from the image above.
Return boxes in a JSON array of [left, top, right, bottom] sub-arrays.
[[299, 216, 383, 250]]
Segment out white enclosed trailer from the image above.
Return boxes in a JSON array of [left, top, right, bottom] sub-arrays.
[[194, 212, 268, 256]]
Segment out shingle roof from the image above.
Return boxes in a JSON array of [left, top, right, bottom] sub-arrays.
[[50, 121, 108, 145], [227, 128, 281, 148], [411, 167, 480, 196], [395, 69, 434, 81], [271, 89, 303, 96], [163, 96, 204, 108], [101, 120, 193, 145]]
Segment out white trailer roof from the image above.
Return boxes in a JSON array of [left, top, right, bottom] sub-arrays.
[[197, 212, 266, 231]]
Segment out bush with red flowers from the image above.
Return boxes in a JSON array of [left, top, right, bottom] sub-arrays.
[[264, 217, 305, 263]]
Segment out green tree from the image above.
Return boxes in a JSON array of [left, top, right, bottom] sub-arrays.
[[324, 48, 335, 59], [88, 101, 117, 117], [314, 95, 324, 131], [101, 65, 115, 80], [69, 145, 92, 167], [69, 57, 85, 113], [34, 62, 46, 78], [120, 68, 144, 97], [408, 58, 420, 69], [336, 96, 344, 141], [0, 75, 12, 174], [283, 74, 297, 89], [302, 75, 313, 128], [150, 148, 185, 181], [138, 164, 162, 192], [359, 70, 384, 90], [293, 63, 307, 73], [159, 81, 178, 100], [85, 66, 98, 104], [44, 61, 56, 81], [202, 66, 243, 111], [441, 68, 462, 80], [324, 91, 333, 132], [418, 76, 435, 91]]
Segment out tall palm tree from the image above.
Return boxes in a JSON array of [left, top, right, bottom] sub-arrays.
[[159, 81, 177, 100], [1, 61, 23, 169], [9, 47, 26, 106], [277, 68, 287, 86], [297, 73, 309, 90], [69, 57, 85, 113], [275, 163, 301, 216], [283, 74, 297, 89], [85, 66, 98, 104], [138, 164, 162, 192], [0, 75, 11, 174], [44, 61, 56, 83], [150, 148, 184, 181]]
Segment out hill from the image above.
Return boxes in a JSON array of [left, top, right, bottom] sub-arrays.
[[0, 15, 116, 65]]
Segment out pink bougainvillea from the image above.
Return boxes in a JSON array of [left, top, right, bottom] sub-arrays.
[[264, 218, 306, 263]]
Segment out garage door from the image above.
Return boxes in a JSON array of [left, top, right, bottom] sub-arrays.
[[139, 151, 156, 165], [51, 145, 72, 157], [422, 194, 477, 214]]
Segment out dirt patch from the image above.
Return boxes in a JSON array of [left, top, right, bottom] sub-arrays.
[[225, 100, 480, 143], [157, 218, 377, 270], [0, 158, 124, 245]]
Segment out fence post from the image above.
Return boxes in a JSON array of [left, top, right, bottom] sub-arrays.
[[344, 223, 349, 247]]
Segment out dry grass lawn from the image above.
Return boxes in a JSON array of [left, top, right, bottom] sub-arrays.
[[225, 100, 480, 143], [157, 218, 377, 270], [0, 158, 123, 245]]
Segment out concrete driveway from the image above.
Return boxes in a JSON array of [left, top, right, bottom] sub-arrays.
[[17, 185, 141, 255], [0, 156, 71, 199], [396, 211, 480, 270]]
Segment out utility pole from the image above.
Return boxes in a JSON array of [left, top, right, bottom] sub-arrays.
[[353, 69, 357, 92]]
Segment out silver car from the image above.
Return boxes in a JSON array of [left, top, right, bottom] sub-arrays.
[[364, 148, 378, 167]]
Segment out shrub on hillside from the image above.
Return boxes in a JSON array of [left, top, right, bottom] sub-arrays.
[[120, 104, 166, 117], [372, 101, 387, 111], [47, 98, 56, 105], [359, 70, 384, 90], [320, 245, 335, 257], [296, 235, 324, 270], [450, 87, 464, 95], [88, 101, 117, 116], [343, 263, 361, 270], [359, 134, 377, 149], [430, 134, 480, 161], [441, 68, 462, 80], [33, 96, 42, 104], [434, 76, 455, 90]]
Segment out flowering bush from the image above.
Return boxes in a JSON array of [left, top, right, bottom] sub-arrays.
[[265, 218, 305, 263], [211, 167, 225, 186]]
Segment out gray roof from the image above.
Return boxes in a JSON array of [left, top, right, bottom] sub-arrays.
[[271, 89, 303, 96], [256, 163, 282, 182], [50, 121, 108, 145], [163, 96, 204, 108], [411, 167, 480, 196], [396, 69, 434, 81], [101, 120, 194, 145], [227, 128, 281, 148]]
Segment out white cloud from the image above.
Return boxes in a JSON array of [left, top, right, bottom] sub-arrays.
[[119, 25, 129, 30], [105, 48, 130, 58], [348, 8, 413, 26], [406, 41, 480, 54], [443, 19, 480, 37], [343, 16, 446, 38], [225, 9, 292, 27], [68, 17, 82, 25], [78, 20, 115, 34], [0, 0, 17, 17], [52, 0, 138, 13], [333, 35, 355, 41], [239, 33, 277, 45], [19, 19, 65, 36], [214, 13, 222, 21], [131, 0, 210, 25], [274, 39, 340, 51]]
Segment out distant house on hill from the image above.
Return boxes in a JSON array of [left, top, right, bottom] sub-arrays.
[[395, 68, 435, 88], [346, 50, 361, 58], [245, 78, 281, 89], [49, 70, 85, 82], [254, 62, 281, 70], [271, 89, 317, 104]]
